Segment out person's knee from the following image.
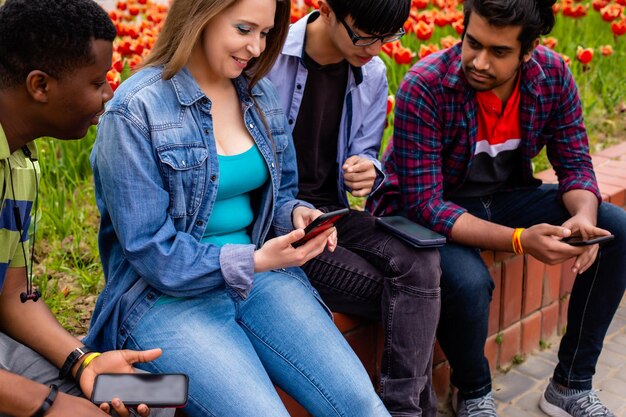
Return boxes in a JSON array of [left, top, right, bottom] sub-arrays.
[[597, 203, 626, 259], [598, 203, 626, 240], [441, 265, 493, 319], [389, 241, 441, 289], [335, 386, 389, 417]]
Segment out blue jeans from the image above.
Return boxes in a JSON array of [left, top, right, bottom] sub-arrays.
[[302, 208, 441, 417], [123, 270, 391, 417], [439, 185, 626, 399]]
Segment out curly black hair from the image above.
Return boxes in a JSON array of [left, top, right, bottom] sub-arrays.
[[0, 0, 116, 88], [463, 0, 557, 56]]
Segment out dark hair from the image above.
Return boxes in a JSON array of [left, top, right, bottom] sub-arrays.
[[0, 0, 116, 88], [327, 0, 410, 35], [463, 0, 556, 56]]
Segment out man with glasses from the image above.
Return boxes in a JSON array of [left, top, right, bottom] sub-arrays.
[[267, 1, 441, 416]]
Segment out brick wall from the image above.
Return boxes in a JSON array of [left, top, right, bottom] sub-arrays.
[[279, 145, 626, 416]]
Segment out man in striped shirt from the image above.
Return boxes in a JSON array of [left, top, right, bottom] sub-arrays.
[[368, 0, 626, 416], [0, 1, 171, 416]]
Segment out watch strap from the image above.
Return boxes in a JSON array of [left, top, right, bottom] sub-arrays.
[[58, 346, 90, 380], [31, 384, 58, 417]]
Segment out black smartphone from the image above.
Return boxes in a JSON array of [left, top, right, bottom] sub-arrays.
[[375, 216, 446, 248], [561, 234, 615, 246], [292, 208, 350, 247], [91, 373, 189, 408]]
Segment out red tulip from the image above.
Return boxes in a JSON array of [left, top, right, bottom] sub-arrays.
[[541, 36, 558, 50], [562, 3, 588, 18], [452, 20, 464, 35], [394, 46, 414, 65], [576, 46, 593, 65], [414, 20, 434, 41], [418, 44, 440, 60], [440, 35, 460, 49], [612, 18, 626, 36], [386, 95, 395, 117], [592, 0, 610, 11], [600, 45, 613, 56], [600, 4, 623, 22], [382, 40, 400, 58], [412, 0, 429, 9]]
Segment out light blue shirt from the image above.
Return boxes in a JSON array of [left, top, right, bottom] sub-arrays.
[[267, 12, 389, 207], [85, 66, 315, 352]]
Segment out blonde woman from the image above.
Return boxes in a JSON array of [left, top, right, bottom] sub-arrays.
[[85, 0, 391, 416]]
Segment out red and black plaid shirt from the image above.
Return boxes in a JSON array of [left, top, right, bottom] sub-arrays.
[[367, 44, 600, 237]]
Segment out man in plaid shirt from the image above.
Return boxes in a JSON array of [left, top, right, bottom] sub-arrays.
[[368, 0, 626, 416]]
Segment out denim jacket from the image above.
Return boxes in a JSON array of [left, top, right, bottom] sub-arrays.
[[267, 12, 388, 207], [84, 66, 315, 351]]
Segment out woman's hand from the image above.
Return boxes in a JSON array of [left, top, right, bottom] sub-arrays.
[[292, 206, 338, 252], [254, 226, 335, 272]]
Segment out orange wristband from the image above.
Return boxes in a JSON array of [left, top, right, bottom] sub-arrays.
[[512, 228, 525, 255]]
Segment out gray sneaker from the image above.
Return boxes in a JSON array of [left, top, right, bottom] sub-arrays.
[[456, 392, 498, 417], [539, 379, 616, 417]]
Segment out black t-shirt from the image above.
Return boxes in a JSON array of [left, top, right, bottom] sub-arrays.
[[292, 52, 349, 207]]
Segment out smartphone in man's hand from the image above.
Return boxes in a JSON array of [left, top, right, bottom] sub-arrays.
[[91, 373, 188, 408], [561, 234, 614, 246]]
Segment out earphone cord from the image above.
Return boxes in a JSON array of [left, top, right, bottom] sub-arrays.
[[6, 150, 38, 298]]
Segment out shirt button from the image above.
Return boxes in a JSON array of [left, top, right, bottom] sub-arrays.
[[248, 123, 254, 129], [288, 119, 294, 125], [120, 328, 126, 336], [210, 174, 217, 181], [204, 128, 209, 134], [147, 293, 154, 300], [271, 162, 275, 169], [296, 84, 302, 90], [196, 220, 204, 226], [181, 160, 186, 167]]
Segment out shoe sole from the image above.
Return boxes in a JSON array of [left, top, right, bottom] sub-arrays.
[[539, 395, 573, 417]]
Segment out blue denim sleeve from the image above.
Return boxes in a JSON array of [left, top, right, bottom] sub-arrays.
[[93, 110, 253, 297]]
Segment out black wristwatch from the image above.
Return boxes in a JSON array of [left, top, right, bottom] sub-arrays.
[[31, 384, 58, 417], [58, 346, 90, 380]]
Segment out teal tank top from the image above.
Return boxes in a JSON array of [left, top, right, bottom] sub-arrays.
[[201, 145, 269, 246], [157, 145, 268, 307]]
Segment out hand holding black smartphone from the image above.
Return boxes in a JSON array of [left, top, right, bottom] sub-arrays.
[[291, 208, 349, 248], [561, 234, 614, 246], [91, 373, 189, 408]]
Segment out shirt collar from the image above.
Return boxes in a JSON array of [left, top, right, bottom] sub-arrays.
[[0, 123, 9, 160], [169, 66, 262, 109], [283, 11, 364, 86]]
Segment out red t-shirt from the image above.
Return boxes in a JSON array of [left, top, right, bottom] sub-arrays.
[[453, 75, 523, 198]]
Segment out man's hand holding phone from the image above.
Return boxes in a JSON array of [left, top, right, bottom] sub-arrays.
[[80, 348, 163, 416], [560, 215, 613, 274]]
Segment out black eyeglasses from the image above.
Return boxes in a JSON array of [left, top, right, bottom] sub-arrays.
[[338, 17, 405, 47]]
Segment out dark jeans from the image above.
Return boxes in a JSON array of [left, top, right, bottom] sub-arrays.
[[440, 184, 626, 399], [302, 207, 441, 417]]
